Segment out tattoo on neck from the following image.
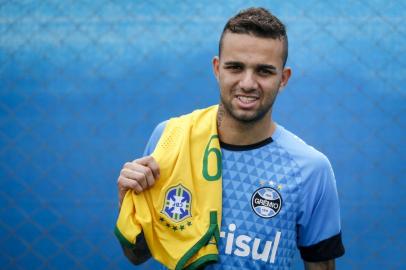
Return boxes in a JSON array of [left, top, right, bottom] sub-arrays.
[[217, 104, 225, 129]]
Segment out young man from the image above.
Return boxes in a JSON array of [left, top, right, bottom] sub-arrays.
[[116, 7, 344, 270]]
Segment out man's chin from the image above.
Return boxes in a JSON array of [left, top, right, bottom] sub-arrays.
[[220, 101, 270, 124], [230, 111, 264, 123]]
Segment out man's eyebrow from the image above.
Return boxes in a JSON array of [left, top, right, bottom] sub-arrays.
[[223, 61, 243, 66], [257, 64, 277, 70], [223, 62, 277, 70]]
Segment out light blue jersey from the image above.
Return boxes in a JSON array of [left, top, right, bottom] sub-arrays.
[[142, 121, 344, 269]]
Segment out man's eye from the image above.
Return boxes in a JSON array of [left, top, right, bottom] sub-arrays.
[[225, 65, 242, 71], [258, 69, 273, 76]]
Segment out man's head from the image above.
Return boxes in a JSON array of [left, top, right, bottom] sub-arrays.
[[213, 7, 291, 125], [219, 7, 288, 67]]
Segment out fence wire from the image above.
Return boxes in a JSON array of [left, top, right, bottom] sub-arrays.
[[0, 1, 405, 269]]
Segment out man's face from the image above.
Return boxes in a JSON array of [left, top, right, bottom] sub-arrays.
[[213, 32, 291, 123]]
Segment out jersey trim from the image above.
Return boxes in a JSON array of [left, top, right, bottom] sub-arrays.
[[114, 225, 136, 249], [299, 232, 345, 262], [176, 211, 220, 270], [184, 254, 218, 270], [220, 137, 273, 151]]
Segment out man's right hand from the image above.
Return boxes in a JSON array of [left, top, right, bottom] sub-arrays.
[[117, 156, 160, 209]]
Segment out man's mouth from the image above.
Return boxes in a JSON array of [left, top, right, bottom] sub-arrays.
[[236, 95, 259, 104]]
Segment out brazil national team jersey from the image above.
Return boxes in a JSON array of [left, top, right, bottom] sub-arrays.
[[142, 121, 344, 269]]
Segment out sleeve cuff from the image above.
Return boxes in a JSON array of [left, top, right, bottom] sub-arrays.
[[299, 232, 345, 262]]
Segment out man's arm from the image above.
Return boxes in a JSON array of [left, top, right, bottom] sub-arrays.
[[304, 260, 335, 270], [117, 121, 166, 208], [120, 232, 152, 265], [116, 156, 160, 264], [116, 122, 166, 265], [297, 155, 345, 266]]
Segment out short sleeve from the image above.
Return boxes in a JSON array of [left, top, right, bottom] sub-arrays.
[[143, 121, 167, 156], [297, 155, 345, 262]]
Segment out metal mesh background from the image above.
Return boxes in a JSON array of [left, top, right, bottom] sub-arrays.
[[1, 1, 405, 269]]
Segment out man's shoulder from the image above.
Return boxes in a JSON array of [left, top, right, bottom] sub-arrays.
[[145, 106, 218, 155], [273, 124, 331, 171], [143, 121, 167, 156]]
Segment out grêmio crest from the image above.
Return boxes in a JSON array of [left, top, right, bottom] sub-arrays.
[[161, 184, 192, 222], [251, 187, 282, 218]]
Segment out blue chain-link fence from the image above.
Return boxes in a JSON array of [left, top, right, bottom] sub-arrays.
[[1, 1, 404, 269]]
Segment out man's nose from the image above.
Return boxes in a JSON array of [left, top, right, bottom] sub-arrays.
[[239, 71, 258, 91]]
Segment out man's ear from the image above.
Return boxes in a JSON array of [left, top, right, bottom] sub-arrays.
[[279, 67, 292, 92], [212, 56, 220, 81]]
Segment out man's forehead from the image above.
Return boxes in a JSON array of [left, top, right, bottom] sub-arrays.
[[220, 33, 285, 66], [222, 32, 284, 48]]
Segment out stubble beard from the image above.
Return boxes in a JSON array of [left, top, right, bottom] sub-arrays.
[[219, 92, 277, 124]]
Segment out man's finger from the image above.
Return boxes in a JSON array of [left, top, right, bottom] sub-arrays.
[[118, 176, 144, 194], [120, 165, 150, 189], [133, 170, 148, 190], [121, 168, 144, 182], [134, 156, 160, 179], [137, 165, 155, 188]]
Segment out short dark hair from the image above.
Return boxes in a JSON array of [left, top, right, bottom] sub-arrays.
[[219, 7, 288, 66]]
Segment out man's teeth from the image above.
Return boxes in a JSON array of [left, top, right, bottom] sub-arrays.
[[238, 96, 257, 103]]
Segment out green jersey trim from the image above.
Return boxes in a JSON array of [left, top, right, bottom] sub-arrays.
[[176, 211, 220, 270], [114, 225, 137, 249]]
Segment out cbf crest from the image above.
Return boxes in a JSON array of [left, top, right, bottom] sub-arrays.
[[161, 184, 192, 222]]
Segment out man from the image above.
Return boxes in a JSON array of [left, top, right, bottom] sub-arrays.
[[117, 7, 344, 270]]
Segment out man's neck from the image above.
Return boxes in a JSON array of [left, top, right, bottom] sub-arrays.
[[217, 107, 276, 146]]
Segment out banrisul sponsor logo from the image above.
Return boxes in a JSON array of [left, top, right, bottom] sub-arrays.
[[220, 223, 281, 264], [251, 187, 282, 218]]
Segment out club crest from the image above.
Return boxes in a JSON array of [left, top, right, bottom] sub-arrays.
[[161, 184, 192, 222], [251, 187, 282, 218]]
